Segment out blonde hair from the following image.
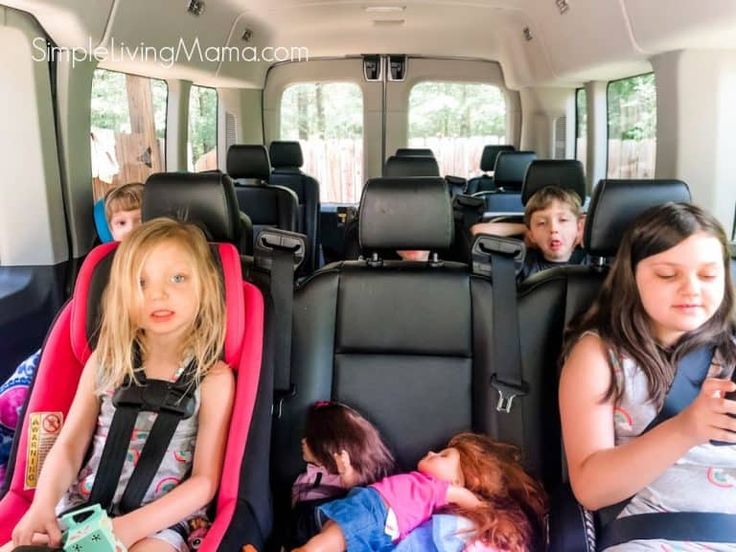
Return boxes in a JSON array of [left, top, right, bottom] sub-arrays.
[[523, 185, 582, 227], [105, 182, 144, 221], [95, 218, 226, 391]]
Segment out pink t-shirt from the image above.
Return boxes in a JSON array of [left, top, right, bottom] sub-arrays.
[[370, 471, 449, 540]]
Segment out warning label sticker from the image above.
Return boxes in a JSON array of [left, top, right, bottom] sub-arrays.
[[25, 411, 64, 490]]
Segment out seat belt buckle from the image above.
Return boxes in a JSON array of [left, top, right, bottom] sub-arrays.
[[491, 374, 529, 413], [471, 235, 526, 278], [254, 229, 307, 273]]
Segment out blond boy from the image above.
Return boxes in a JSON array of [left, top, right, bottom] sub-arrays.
[[471, 186, 585, 280], [105, 182, 144, 241]]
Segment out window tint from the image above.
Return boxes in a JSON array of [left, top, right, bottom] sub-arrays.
[[188, 86, 218, 171], [607, 73, 656, 178], [575, 88, 587, 173], [408, 82, 506, 178], [90, 69, 167, 200], [280, 82, 364, 204]]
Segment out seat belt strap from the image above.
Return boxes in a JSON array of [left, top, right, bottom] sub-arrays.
[[271, 248, 295, 395], [598, 512, 736, 549], [86, 406, 139, 511], [118, 360, 198, 513]]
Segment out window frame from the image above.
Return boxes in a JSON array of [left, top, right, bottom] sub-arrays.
[[187, 84, 219, 172]]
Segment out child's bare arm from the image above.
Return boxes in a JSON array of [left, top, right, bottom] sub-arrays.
[[111, 361, 235, 547], [13, 355, 101, 547], [470, 221, 526, 237], [447, 485, 483, 510]]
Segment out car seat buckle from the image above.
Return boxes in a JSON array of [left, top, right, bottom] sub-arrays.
[[490, 375, 529, 413]]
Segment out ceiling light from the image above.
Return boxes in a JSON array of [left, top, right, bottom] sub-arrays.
[[364, 6, 406, 13]]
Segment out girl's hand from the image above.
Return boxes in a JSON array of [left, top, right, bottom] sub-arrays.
[[675, 377, 736, 446], [12, 505, 62, 547]]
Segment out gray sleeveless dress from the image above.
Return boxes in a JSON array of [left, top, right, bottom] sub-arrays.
[[56, 364, 204, 551], [604, 346, 736, 551]]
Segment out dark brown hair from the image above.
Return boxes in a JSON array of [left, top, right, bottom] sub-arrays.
[[524, 185, 582, 227], [563, 202, 736, 404], [448, 433, 548, 551], [303, 402, 396, 486]]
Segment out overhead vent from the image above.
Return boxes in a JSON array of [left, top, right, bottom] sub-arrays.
[[523, 26, 533, 41], [556, 0, 570, 15]]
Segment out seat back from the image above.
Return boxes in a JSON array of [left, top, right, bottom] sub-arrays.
[[521, 160, 586, 206], [227, 145, 300, 253], [142, 171, 252, 255], [269, 141, 321, 273], [384, 155, 441, 177], [395, 147, 435, 158], [270, 177, 505, 548], [493, 151, 537, 192]]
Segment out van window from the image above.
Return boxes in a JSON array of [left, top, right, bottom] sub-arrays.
[[188, 86, 218, 171], [408, 82, 506, 178], [575, 88, 587, 173], [280, 82, 364, 204], [90, 69, 167, 200], [607, 73, 656, 178]]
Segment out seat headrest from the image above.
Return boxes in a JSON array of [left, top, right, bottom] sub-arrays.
[[359, 177, 453, 251], [480, 145, 515, 172], [142, 172, 242, 246], [269, 141, 303, 168], [384, 155, 441, 177], [227, 145, 271, 181], [396, 148, 435, 158], [584, 179, 691, 257], [493, 151, 536, 191], [522, 160, 586, 205]]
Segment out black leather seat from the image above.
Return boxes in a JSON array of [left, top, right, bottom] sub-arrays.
[[477, 151, 536, 213], [395, 147, 435, 157], [269, 141, 321, 273], [384, 155, 441, 177], [465, 144, 516, 195], [270, 177, 508, 542], [521, 159, 587, 205], [142, 171, 252, 255], [226, 145, 299, 254]]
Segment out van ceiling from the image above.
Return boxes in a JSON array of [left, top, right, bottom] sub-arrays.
[[5, 0, 736, 88]]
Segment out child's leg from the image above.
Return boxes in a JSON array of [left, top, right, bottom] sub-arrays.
[[293, 521, 346, 552]]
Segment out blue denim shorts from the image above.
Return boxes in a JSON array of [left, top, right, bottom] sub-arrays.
[[318, 487, 395, 551]]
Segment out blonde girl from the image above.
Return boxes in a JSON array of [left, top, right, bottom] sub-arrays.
[[6, 218, 235, 552]]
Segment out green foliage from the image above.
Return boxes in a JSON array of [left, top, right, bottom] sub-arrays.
[[408, 82, 505, 138], [608, 73, 656, 140], [90, 69, 167, 140], [91, 69, 130, 132], [281, 82, 363, 140], [189, 86, 217, 164]]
